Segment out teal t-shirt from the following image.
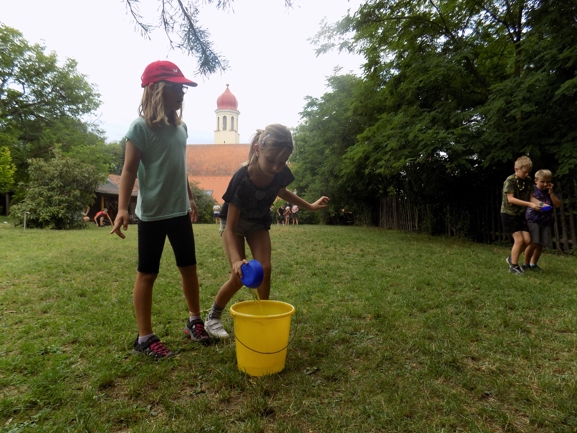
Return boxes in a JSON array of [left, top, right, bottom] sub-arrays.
[[125, 117, 190, 221]]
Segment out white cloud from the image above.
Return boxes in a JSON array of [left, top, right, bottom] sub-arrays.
[[2, 0, 363, 143]]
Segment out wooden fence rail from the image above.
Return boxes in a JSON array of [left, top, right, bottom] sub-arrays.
[[379, 180, 577, 253]]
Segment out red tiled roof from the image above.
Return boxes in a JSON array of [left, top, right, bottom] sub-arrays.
[[97, 146, 248, 203], [186, 144, 250, 201], [189, 176, 232, 203], [186, 144, 250, 177]]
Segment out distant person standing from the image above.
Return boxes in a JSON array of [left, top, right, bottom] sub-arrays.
[[291, 204, 299, 225], [213, 204, 221, 224], [284, 206, 291, 225], [111, 60, 209, 359], [277, 206, 284, 225]]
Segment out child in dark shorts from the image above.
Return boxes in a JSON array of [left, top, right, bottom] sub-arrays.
[[523, 169, 561, 271], [111, 60, 209, 359], [500, 156, 542, 276], [205, 124, 330, 339]]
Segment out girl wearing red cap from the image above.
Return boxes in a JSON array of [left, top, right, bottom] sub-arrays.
[[111, 60, 209, 359]]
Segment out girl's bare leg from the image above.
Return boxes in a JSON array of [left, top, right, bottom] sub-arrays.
[[178, 264, 200, 315], [246, 230, 272, 300], [214, 232, 246, 308], [133, 272, 157, 336]]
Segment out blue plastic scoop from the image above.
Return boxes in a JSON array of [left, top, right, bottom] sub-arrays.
[[240, 260, 264, 288]]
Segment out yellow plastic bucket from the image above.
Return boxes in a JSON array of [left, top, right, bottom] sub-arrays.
[[229, 300, 296, 377]]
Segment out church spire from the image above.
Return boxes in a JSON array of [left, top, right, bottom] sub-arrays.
[[214, 85, 240, 144]]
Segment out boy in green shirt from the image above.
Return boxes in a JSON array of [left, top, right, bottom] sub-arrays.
[[500, 156, 542, 275]]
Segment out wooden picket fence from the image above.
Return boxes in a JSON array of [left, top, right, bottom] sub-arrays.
[[379, 180, 577, 253]]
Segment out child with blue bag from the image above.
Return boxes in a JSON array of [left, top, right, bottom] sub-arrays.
[[523, 169, 561, 271]]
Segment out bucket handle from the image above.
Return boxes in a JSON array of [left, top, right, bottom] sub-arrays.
[[233, 309, 299, 355]]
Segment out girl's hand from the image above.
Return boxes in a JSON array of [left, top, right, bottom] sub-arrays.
[[232, 259, 248, 280], [110, 210, 129, 239], [189, 199, 198, 223], [310, 196, 330, 211]]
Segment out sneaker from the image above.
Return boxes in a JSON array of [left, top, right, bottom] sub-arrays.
[[530, 264, 543, 272], [205, 317, 230, 339], [184, 319, 211, 345], [506, 256, 513, 267], [521, 263, 530, 271], [133, 336, 173, 359], [508, 265, 524, 276]]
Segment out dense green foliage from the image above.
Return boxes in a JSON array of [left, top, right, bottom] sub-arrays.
[[292, 74, 380, 224], [190, 181, 218, 224], [0, 24, 114, 192], [0, 146, 15, 192], [1, 24, 123, 230], [294, 0, 577, 232], [9, 153, 105, 229]]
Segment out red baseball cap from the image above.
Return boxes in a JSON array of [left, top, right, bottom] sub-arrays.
[[141, 60, 198, 87]]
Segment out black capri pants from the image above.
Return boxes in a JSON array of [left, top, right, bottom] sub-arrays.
[[137, 214, 196, 274]]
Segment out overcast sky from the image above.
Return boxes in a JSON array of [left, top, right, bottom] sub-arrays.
[[2, 0, 364, 144]]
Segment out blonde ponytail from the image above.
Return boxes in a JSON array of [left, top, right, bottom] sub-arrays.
[[246, 124, 293, 166]]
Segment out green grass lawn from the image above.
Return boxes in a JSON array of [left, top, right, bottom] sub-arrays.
[[1, 221, 576, 432]]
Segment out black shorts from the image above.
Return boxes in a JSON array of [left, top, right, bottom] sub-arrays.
[[219, 218, 269, 237], [137, 214, 196, 274], [501, 213, 529, 235]]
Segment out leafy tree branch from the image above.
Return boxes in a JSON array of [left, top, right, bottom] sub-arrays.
[[123, 0, 294, 76]]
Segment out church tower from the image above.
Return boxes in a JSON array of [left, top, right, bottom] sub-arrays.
[[214, 84, 240, 144]]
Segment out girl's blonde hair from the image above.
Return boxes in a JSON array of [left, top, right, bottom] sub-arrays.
[[247, 124, 294, 166], [138, 82, 183, 127]]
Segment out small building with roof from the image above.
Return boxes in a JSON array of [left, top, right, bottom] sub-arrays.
[[90, 174, 138, 221]]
